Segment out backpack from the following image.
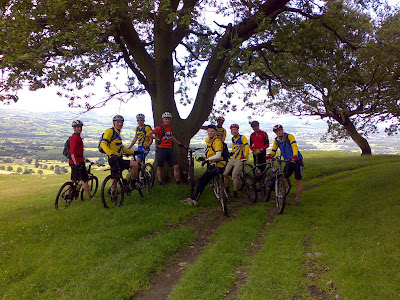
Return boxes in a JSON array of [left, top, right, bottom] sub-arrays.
[[63, 137, 71, 159], [98, 128, 119, 154], [209, 139, 230, 162]]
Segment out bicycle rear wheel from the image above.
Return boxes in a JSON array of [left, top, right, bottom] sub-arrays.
[[80, 175, 99, 201], [244, 172, 257, 203], [144, 163, 155, 188], [101, 175, 124, 208], [261, 173, 273, 202], [55, 182, 74, 209], [275, 176, 286, 214]]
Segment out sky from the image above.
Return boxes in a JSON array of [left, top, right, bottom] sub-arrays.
[[1, 0, 399, 125]]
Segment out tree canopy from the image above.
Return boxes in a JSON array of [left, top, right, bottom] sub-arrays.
[[1, 0, 396, 157]]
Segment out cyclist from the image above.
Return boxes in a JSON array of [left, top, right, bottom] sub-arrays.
[[128, 113, 153, 163], [100, 115, 140, 189], [146, 112, 183, 185], [223, 124, 250, 198], [267, 124, 303, 205], [249, 120, 269, 178], [69, 120, 94, 199], [181, 124, 227, 206], [200, 116, 226, 142]]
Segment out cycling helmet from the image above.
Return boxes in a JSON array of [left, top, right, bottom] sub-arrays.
[[136, 113, 145, 120], [250, 121, 259, 127], [206, 124, 217, 131], [113, 115, 124, 122], [162, 112, 172, 118], [273, 124, 283, 132], [217, 116, 225, 121], [71, 120, 84, 127], [230, 124, 239, 129]]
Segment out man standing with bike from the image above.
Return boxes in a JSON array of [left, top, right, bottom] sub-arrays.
[[146, 112, 183, 186], [128, 113, 153, 163], [249, 120, 269, 178], [267, 124, 303, 205], [223, 124, 250, 198], [181, 124, 227, 206], [69, 120, 94, 199], [100, 115, 140, 189]]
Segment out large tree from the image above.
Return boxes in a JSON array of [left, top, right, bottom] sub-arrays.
[[0, 0, 390, 164], [238, 1, 400, 155]]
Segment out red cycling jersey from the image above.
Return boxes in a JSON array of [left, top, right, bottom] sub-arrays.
[[152, 124, 173, 148], [69, 133, 85, 164], [249, 130, 269, 152]]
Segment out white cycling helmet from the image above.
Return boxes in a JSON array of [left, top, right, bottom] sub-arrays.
[[136, 113, 145, 120], [71, 120, 84, 127], [162, 112, 172, 118], [113, 115, 124, 122]]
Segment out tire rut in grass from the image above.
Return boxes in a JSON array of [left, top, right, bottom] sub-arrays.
[[129, 199, 249, 300], [225, 207, 278, 299]]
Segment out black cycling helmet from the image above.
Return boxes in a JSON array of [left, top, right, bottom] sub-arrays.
[[273, 124, 283, 132], [206, 124, 217, 131], [71, 120, 84, 127], [113, 115, 124, 122], [250, 121, 259, 127]]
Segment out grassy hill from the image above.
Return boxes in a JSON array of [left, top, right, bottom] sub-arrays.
[[1, 152, 399, 299]]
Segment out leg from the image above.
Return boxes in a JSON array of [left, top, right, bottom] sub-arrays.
[[295, 179, 302, 201], [129, 160, 139, 180], [82, 181, 93, 198], [173, 164, 180, 182], [157, 166, 163, 183]]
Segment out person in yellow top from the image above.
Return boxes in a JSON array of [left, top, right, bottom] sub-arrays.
[[201, 116, 227, 142], [128, 113, 153, 163], [223, 123, 250, 198], [101, 115, 140, 189], [267, 124, 304, 205], [181, 124, 226, 206]]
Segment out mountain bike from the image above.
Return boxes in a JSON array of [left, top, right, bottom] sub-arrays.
[[207, 163, 229, 216], [182, 145, 203, 195], [100, 153, 147, 208], [239, 159, 257, 203], [137, 149, 155, 194], [55, 159, 103, 209], [262, 157, 290, 214]]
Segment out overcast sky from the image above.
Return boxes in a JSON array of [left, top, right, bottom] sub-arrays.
[[2, 0, 399, 124]]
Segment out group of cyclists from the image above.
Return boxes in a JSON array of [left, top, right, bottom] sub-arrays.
[[68, 112, 303, 207]]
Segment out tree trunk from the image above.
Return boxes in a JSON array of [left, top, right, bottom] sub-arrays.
[[340, 115, 372, 155]]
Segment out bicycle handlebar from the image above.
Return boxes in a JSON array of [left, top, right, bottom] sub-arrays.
[[85, 158, 105, 167]]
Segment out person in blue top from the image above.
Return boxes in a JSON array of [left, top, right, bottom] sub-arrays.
[[267, 124, 304, 205]]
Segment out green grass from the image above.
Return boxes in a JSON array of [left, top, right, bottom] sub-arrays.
[[1, 152, 400, 299]]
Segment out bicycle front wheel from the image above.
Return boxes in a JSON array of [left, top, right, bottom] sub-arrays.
[[144, 163, 155, 188], [244, 172, 257, 203], [80, 175, 99, 201], [55, 182, 74, 209], [214, 176, 228, 216], [261, 173, 273, 202], [275, 176, 286, 214], [101, 175, 124, 208]]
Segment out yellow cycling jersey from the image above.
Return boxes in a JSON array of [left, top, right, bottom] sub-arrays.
[[100, 126, 134, 157], [231, 134, 250, 159], [136, 125, 152, 146], [205, 136, 226, 168], [217, 126, 226, 142]]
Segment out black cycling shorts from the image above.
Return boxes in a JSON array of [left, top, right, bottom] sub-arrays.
[[70, 162, 89, 182], [108, 156, 131, 177], [156, 148, 178, 167], [283, 160, 304, 180]]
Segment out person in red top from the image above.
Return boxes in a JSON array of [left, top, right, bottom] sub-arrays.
[[69, 120, 94, 199], [249, 121, 269, 176], [146, 112, 184, 185]]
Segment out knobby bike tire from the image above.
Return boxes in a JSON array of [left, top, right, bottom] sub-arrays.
[[244, 172, 257, 203], [261, 173, 273, 202], [144, 171, 151, 195], [239, 163, 254, 191], [275, 176, 286, 214], [101, 175, 124, 208], [80, 175, 99, 201], [55, 182, 75, 210], [286, 177, 291, 196], [213, 176, 228, 216], [144, 163, 155, 188]]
